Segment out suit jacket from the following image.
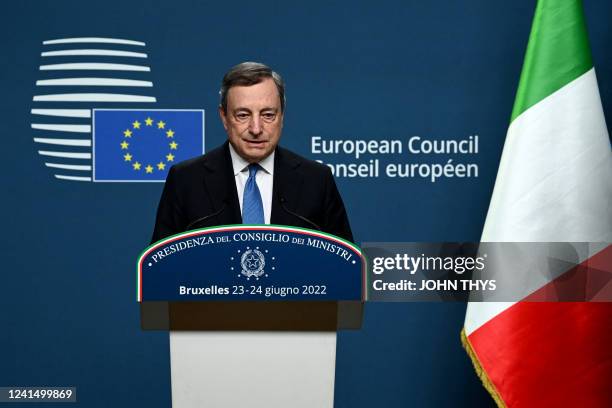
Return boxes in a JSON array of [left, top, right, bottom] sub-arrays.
[[151, 141, 353, 243]]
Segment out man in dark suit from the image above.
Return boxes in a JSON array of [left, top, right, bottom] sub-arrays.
[[151, 62, 353, 243]]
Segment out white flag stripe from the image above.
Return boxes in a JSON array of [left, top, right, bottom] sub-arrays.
[[45, 163, 92, 171], [465, 68, 612, 335], [43, 37, 145, 46], [36, 78, 153, 87], [38, 151, 91, 159], [34, 138, 91, 147], [39, 63, 150, 72], [41, 49, 147, 58], [32, 124, 91, 133], [465, 302, 516, 336], [33, 93, 156, 102], [481, 69, 611, 243], [54, 175, 92, 181], [31, 109, 91, 118]]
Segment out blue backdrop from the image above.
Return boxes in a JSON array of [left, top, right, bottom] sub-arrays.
[[1, 1, 611, 407]]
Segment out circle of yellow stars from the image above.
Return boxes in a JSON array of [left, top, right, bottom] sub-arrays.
[[121, 116, 179, 173]]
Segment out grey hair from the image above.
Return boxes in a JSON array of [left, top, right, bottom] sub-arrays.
[[219, 62, 285, 113]]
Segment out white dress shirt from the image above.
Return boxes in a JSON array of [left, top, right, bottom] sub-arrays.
[[228, 143, 274, 224]]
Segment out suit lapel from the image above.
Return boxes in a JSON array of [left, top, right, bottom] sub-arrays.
[[271, 147, 303, 225], [201, 141, 242, 225]]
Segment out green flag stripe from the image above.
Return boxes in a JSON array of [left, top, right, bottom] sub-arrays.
[[511, 0, 592, 122]]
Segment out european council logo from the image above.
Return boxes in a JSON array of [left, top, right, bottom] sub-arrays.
[[31, 36, 204, 182], [93, 109, 204, 182]]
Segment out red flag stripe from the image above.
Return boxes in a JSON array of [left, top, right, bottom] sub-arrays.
[[465, 246, 612, 407], [467, 302, 612, 407]]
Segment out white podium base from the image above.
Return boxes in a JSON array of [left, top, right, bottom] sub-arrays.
[[169, 331, 336, 408]]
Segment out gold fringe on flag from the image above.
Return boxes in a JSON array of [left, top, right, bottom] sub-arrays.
[[460, 328, 507, 408]]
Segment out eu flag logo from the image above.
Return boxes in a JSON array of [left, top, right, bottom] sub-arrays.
[[92, 109, 204, 182]]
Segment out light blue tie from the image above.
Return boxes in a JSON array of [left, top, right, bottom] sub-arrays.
[[242, 164, 264, 224]]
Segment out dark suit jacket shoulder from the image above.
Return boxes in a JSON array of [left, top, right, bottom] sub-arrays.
[[151, 141, 353, 243]]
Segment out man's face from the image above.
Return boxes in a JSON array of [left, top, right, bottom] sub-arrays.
[[219, 77, 283, 163]]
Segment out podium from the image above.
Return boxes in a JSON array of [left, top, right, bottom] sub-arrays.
[[138, 225, 364, 408]]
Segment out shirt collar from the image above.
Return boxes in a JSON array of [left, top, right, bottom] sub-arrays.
[[228, 142, 275, 176]]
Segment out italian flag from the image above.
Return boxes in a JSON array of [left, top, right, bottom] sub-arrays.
[[462, 1, 612, 407]]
